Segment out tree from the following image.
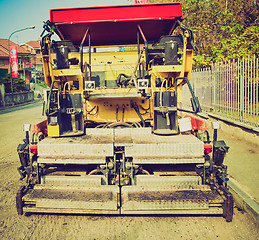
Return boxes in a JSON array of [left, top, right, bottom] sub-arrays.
[[0, 74, 28, 93]]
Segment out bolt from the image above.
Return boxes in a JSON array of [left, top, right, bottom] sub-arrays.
[[107, 162, 114, 170]]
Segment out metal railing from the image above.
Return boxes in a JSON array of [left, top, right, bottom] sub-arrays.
[[183, 56, 259, 127]]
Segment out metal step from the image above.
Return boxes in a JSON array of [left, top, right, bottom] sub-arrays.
[[22, 183, 224, 215], [121, 185, 224, 214], [23, 185, 119, 213], [135, 175, 202, 186], [41, 175, 106, 186]]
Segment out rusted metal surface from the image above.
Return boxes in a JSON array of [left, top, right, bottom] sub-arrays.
[[22, 207, 120, 215], [222, 186, 234, 222], [20, 177, 226, 215], [121, 185, 224, 213], [26, 188, 113, 202], [23, 185, 118, 210], [16, 186, 26, 215], [22, 184, 225, 215], [122, 189, 210, 211], [127, 190, 209, 202]]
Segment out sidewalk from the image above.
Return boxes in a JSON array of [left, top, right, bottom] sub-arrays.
[[0, 98, 42, 113]]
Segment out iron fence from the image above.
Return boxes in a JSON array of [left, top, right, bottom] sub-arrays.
[[182, 56, 259, 127]]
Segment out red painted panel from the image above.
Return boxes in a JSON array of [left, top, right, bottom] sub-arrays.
[[50, 3, 182, 24], [184, 115, 209, 131], [50, 3, 183, 46]]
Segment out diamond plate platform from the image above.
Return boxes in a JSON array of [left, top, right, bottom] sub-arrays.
[[135, 175, 202, 186], [23, 185, 118, 211], [38, 128, 204, 164], [121, 185, 224, 213]]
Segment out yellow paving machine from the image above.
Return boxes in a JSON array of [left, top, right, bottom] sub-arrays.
[[16, 2, 233, 221]]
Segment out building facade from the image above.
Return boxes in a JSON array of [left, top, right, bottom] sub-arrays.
[[0, 39, 34, 83], [21, 40, 44, 83]]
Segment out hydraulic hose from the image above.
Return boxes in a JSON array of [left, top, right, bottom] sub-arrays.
[[130, 101, 145, 127], [45, 80, 56, 116]]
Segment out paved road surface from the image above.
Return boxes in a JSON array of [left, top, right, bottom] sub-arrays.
[[218, 128, 259, 204], [0, 103, 258, 240]]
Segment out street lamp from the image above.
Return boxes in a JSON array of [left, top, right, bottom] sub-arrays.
[[8, 26, 35, 104]]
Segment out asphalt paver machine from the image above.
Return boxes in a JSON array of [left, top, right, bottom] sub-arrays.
[[16, 2, 233, 221]]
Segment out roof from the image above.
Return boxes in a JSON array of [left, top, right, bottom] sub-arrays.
[[0, 46, 8, 57], [50, 3, 183, 46], [25, 40, 40, 49], [0, 39, 31, 55]]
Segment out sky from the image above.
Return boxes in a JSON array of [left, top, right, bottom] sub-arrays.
[[0, 0, 134, 44]]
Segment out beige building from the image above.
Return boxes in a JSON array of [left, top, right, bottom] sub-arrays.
[[0, 39, 35, 83]]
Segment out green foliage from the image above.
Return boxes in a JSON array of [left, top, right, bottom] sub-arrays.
[[210, 17, 259, 61], [192, 55, 210, 69], [151, 0, 259, 69], [0, 74, 28, 93], [37, 80, 48, 89]]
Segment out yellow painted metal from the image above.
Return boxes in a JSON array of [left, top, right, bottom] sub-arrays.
[[86, 98, 151, 123], [150, 65, 184, 74], [41, 38, 53, 88], [41, 37, 60, 90], [88, 87, 141, 96], [181, 38, 187, 78], [184, 49, 194, 80], [69, 51, 139, 81], [47, 124, 60, 137], [52, 68, 82, 77], [41, 30, 194, 129]]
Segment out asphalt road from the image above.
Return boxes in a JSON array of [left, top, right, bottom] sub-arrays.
[[0, 103, 258, 240], [208, 120, 259, 204]]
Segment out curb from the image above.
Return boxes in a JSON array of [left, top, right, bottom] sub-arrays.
[[228, 178, 259, 222], [0, 99, 42, 112], [208, 113, 259, 134]]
